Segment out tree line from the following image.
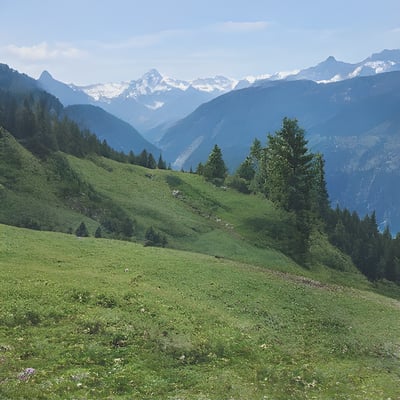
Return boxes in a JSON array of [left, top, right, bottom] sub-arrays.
[[198, 117, 400, 283], [0, 88, 167, 169]]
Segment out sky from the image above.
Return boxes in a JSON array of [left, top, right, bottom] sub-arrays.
[[1, 0, 400, 85]]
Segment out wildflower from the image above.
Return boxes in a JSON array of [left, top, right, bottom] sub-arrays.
[[18, 367, 35, 381]]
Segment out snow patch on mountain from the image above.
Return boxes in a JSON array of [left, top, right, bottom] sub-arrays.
[[172, 136, 204, 169], [145, 101, 165, 110], [191, 76, 238, 92], [80, 82, 129, 101]]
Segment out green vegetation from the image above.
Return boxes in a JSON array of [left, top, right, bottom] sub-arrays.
[[1, 67, 400, 398], [229, 118, 400, 283], [198, 144, 227, 184], [1, 224, 399, 399]]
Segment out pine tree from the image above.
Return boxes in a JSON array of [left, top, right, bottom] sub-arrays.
[[196, 162, 204, 175], [138, 149, 148, 167], [236, 156, 256, 181], [203, 144, 227, 182], [265, 118, 314, 213], [264, 118, 314, 262], [310, 153, 330, 220], [95, 226, 102, 238], [157, 154, 167, 169], [147, 153, 157, 169]]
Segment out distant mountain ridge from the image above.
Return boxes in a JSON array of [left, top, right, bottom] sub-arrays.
[[238, 48, 400, 87], [0, 63, 156, 156], [38, 69, 238, 134], [37, 49, 400, 139]]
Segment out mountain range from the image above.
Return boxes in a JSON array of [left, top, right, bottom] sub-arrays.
[[38, 49, 400, 142], [0, 64, 157, 157], [38, 69, 238, 136]]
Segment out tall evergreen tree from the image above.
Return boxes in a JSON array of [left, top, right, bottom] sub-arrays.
[[137, 149, 148, 167], [157, 154, 167, 169], [264, 118, 314, 262], [310, 153, 330, 220], [147, 153, 157, 169], [203, 144, 227, 181], [265, 118, 314, 213]]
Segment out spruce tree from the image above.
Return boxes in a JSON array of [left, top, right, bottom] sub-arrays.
[[265, 118, 314, 213], [265, 118, 314, 262], [157, 154, 167, 169], [310, 153, 330, 220], [203, 144, 227, 182], [147, 153, 157, 169]]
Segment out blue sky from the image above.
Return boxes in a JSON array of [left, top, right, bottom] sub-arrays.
[[1, 0, 400, 84]]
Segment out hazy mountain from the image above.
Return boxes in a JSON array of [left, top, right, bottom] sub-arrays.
[[38, 70, 92, 105], [0, 65, 157, 156], [0, 63, 40, 93], [38, 49, 400, 142], [63, 104, 159, 156], [160, 71, 400, 231], [38, 69, 238, 135], [236, 49, 400, 88]]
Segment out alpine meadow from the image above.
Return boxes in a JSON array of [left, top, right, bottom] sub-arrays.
[[1, 11, 400, 399]]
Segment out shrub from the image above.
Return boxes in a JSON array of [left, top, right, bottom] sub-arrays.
[[226, 175, 251, 194], [144, 226, 167, 247], [75, 221, 89, 237]]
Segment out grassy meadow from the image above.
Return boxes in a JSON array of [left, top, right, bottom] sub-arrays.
[[1, 133, 400, 398], [1, 224, 400, 399]]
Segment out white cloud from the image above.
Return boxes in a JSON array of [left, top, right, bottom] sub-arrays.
[[4, 42, 85, 61], [214, 21, 269, 33]]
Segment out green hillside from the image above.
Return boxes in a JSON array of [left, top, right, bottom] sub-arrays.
[[1, 113, 400, 398], [1, 125, 369, 288], [1, 225, 399, 399]]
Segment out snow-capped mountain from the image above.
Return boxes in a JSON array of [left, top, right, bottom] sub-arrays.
[[39, 69, 237, 135], [38, 49, 400, 142], [79, 69, 237, 102], [246, 48, 400, 87]]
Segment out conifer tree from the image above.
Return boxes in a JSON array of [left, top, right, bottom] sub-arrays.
[[147, 153, 157, 169], [203, 144, 227, 181], [157, 154, 167, 169], [265, 118, 314, 213], [264, 118, 314, 262], [310, 153, 330, 220], [138, 149, 148, 167]]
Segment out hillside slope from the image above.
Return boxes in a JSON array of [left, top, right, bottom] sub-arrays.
[[0, 126, 369, 288], [0, 224, 399, 399], [63, 104, 159, 155]]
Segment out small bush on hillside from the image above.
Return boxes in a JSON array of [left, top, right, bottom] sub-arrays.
[[75, 221, 89, 237], [96, 293, 117, 308], [225, 175, 251, 194], [144, 226, 167, 247]]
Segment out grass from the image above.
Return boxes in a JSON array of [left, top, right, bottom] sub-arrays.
[[1, 224, 400, 399], [66, 156, 367, 283]]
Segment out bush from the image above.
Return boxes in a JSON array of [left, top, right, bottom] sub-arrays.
[[226, 175, 251, 194], [144, 226, 167, 247], [75, 222, 89, 237]]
